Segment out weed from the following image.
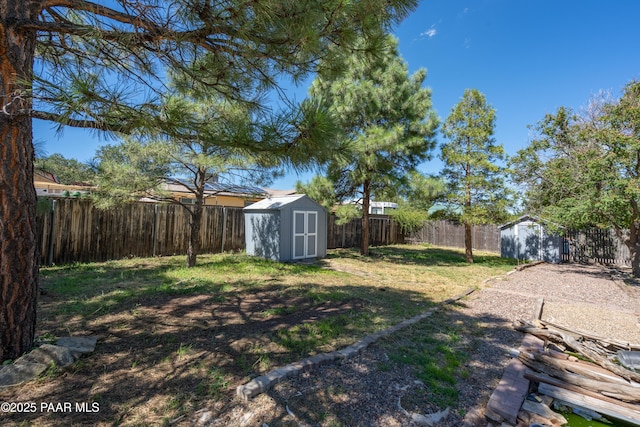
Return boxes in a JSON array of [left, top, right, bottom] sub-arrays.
[[176, 343, 193, 359], [196, 367, 229, 397], [262, 306, 297, 317], [252, 349, 271, 372], [37, 362, 60, 381], [35, 332, 57, 344]]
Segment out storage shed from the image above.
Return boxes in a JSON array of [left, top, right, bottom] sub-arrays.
[[244, 194, 327, 262], [500, 216, 562, 263]]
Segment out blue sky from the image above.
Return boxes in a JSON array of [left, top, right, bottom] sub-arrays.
[[37, 1, 640, 190]]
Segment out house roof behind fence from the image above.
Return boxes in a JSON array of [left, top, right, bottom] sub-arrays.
[[166, 179, 266, 197]]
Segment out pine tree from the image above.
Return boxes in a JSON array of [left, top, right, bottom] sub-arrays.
[[308, 35, 438, 255], [440, 89, 511, 263], [0, 0, 417, 362]]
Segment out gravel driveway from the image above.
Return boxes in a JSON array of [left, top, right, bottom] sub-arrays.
[[192, 262, 640, 427]]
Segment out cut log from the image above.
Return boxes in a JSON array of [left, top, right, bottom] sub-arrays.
[[540, 319, 640, 351], [526, 350, 638, 387], [514, 320, 640, 383], [531, 298, 544, 323], [519, 355, 640, 403], [521, 399, 567, 425], [537, 382, 640, 426]]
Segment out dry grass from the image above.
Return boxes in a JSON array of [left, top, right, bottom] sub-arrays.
[[0, 245, 518, 426]]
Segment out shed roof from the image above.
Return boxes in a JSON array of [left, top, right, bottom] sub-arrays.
[[497, 215, 568, 231], [498, 215, 538, 230], [244, 194, 309, 211]]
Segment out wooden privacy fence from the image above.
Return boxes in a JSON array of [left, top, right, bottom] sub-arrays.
[[326, 214, 404, 249], [407, 220, 501, 253], [37, 199, 245, 265], [40, 200, 632, 267], [407, 220, 633, 265], [36, 199, 405, 265], [562, 228, 631, 265]]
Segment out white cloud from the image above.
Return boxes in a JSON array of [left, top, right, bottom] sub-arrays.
[[420, 27, 437, 38]]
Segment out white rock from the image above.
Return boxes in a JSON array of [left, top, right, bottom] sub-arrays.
[[410, 407, 450, 426]]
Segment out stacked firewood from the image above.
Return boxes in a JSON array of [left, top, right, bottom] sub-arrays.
[[514, 319, 640, 425]]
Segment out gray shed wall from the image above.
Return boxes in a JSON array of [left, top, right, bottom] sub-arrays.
[[244, 195, 327, 262], [501, 220, 561, 263], [245, 211, 281, 261]]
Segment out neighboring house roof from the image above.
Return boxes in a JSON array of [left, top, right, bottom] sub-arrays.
[[343, 200, 398, 211], [34, 169, 93, 198], [34, 169, 59, 184], [244, 194, 310, 211], [263, 188, 298, 198], [370, 201, 397, 209], [164, 179, 267, 197], [427, 202, 463, 217]]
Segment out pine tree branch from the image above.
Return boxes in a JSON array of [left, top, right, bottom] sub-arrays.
[[29, 110, 125, 132]]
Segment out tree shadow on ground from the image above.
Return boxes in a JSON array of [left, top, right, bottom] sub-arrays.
[[1, 253, 524, 426]]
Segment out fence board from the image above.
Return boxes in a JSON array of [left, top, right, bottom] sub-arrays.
[[326, 214, 404, 249], [562, 228, 631, 265], [407, 220, 501, 253]]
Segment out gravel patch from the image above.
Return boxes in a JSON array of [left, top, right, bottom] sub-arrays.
[[490, 263, 640, 342], [188, 262, 640, 427]]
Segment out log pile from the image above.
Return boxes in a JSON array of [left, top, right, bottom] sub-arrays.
[[513, 318, 640, 426]]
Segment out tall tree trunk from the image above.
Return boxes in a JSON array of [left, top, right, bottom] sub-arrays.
[[0, 1, 40, 362], [464, 221, 473, 263], [464, 161, 473, 263], [361, 180, 371, 256], [187, 203, 202, 268], [627, 223, 640, 278], [186, 172, 205, 268]]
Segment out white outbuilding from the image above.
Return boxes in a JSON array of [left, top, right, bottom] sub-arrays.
[[244, 194, 327, 262]]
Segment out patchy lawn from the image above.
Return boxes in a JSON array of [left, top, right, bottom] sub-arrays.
[[0, 245, 517, 426]]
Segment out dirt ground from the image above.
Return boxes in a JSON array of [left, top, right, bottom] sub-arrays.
[[0, 283, 366, 426], [1, 262, 638, 426]]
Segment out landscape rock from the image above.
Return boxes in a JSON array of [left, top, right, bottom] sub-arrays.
[[0, 362, 49, 388], [0, 335, 98, 389], [56, 336, 98, 355], [20, 344, 75, 367], [410, 407, 450, 425]]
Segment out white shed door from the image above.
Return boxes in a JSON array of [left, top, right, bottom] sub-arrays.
[[293, 211, 318, 259]]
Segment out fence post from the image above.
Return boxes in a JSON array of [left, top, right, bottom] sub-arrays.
[[152, 204, 158, 257], [47, 199, 57, 265], [472, 225, 476, 250], [221, 207, 227, 252]]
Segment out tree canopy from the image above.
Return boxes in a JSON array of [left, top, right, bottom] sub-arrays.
[[306, 35, 438, 255], [511, 80, 640, 275], [35, 153, 96, 185], [93, 92, 318, 267]]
